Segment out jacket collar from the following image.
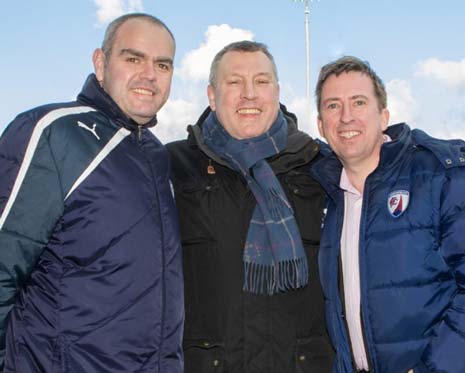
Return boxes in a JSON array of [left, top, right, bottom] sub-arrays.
[[76, 74, 158, 131], [187, 104, 320, 174], [379, 123, 412, 169]]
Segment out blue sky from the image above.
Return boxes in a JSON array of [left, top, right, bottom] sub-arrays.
[[1, 0, 465, 142]]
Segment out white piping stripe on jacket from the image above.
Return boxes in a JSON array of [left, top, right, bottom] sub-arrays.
[[0, 106, 96, 230], [65, 127, 131, 200]]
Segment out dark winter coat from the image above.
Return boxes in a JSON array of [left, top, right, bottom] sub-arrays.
[[0, 74, 184, 372], [311, 123, 465, 372], [167, 106, 334, 373]]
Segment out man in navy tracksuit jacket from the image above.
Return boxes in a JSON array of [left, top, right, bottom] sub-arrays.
[[311, 56, 465, 372], [0, 13, 183, 372]]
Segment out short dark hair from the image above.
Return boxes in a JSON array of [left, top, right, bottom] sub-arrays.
[[101, 13, 175, 58], [209, 40, 278, 88], [315, 56, 387, 114]]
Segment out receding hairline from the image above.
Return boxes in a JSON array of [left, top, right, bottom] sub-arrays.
[[101, 13, 176, 58], [116, 17, 174, 43]]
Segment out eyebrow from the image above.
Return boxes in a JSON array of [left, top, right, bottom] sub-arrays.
[[350, 94, 368, 100], [119, 48, 174, 66], [120, 48, 145, 58], [226, 72, 274, 79], [322, 94, 369, 105]]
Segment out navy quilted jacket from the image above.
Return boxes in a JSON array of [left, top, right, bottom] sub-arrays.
[[311, 124, 465, 372], [0, 74, 184, 372]]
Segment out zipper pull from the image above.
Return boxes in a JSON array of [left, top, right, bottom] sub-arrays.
[[138, 125, 142, 142], [207, 159, 216, 175]]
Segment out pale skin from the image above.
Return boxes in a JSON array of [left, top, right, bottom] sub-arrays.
[[93, 18, 175, 125], [207, 51, 280, 140], [318, 71, 390, 193]]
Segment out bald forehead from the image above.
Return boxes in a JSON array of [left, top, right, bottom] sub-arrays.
[[116, 18, 175, 46]]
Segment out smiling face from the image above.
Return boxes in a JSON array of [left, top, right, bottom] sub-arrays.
[[93, 18, 175, 125], [318, 71, 390, 172], [207, 51, 280, 139]]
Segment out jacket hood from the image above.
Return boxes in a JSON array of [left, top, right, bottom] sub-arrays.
[[186, 103, 320, 173], [77, 74, 158, 131]]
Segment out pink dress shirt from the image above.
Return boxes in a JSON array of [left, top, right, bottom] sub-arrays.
[[340, 169, 369, 370]]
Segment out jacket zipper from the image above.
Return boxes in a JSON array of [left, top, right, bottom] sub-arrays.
[[358, 182, 374, 372], [137, 128, 167, 371]]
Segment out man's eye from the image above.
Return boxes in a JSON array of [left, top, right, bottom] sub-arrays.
[[354, 100, 366, 106], [256, 79, 270, 84], [227, 80, 239, 85], [158, 63, 171, 71], [327, 103, 339, 110], [127, 57, 140, 63]]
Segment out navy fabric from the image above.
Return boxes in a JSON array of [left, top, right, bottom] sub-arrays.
[[311, 123, 465, 372], [202, 110, 308, 295], [0, 75, 184, 372]]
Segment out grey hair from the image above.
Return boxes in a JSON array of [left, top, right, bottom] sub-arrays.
[[101, 13, 175, 58], [315, 56, 387, 114], [209, 40, 278, 88]]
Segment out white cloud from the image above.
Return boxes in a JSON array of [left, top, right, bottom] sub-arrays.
[[151, 23, 255, 143], [386, 79, 417, 126], [438, 127, 465, 140], [415, 58, 465, 88], [430, 102, 465, 140], [94, 0, 144, 26], [153, 97, 204, 144], [286, 96, 320, 139], [176, 24, 254, 82]]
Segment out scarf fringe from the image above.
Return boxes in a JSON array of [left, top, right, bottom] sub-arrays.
[[243, 258, 309, 295]]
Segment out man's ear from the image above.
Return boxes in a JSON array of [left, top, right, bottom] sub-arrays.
[[317, 115, 325, 138], [92, 49, 105, 83], [207, 85, 216, 111], [381, 108, 390, 131]]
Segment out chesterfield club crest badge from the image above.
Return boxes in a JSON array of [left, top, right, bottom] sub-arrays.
[[387, 190, 410, 218]]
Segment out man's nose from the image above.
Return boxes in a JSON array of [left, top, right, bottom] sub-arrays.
[[140, 62, 157, 80], [242, 81, 257, 100], [340, 104, 354, 123]]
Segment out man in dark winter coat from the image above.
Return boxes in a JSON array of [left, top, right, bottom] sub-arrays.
[[0, 13, 183, 372], [311, 56, 465, 372], [167, 40, 334, 373]]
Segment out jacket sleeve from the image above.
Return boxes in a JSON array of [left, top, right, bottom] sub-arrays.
[[0, 113, 64, 369], [421, 165, 465, 372]]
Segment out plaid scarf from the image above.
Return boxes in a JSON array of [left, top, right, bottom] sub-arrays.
[[202, 110, 308, 295]]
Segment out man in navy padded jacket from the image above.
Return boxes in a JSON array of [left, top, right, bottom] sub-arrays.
[[311, 56, 465, 372], [0, 13, 183, 372]]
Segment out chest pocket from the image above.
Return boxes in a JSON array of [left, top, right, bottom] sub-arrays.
[[183, 339, 225, 373], [282, 171, 325, 246], [174, 177, 220, 245]]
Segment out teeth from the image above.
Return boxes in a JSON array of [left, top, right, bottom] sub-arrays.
[[133, 88, 153, 96], [340, 131, 360, 139], [237, 108, 261, 114]]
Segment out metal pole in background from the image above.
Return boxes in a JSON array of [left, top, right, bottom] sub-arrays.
[[293, 0, 319, 110], [304, 0, 310, 103]]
